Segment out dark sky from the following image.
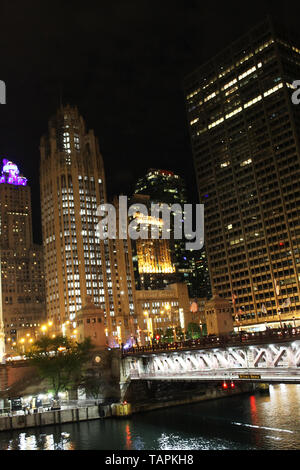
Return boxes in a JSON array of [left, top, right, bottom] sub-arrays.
[[0, 0, 298, 243]]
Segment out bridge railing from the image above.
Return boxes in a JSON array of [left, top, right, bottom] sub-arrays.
[[122, 327, 300, 356]]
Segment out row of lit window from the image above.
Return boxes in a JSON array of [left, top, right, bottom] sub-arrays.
[[186, 39, 274, 100]]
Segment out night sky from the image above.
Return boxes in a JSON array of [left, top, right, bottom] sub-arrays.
[[0, 1, 298, 243]]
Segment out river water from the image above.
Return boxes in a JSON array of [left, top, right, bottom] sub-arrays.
[[0, 384, 300, 450]]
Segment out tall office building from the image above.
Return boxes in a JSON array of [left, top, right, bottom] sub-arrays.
[[134, 169, 211, 298], [184, 18, 300, 329], [0, 159, 46, 351], [40, 105, 136, 346], [129, 193, 176, 290]]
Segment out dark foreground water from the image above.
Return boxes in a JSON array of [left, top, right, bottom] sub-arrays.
[[0, 384, 300, 450]]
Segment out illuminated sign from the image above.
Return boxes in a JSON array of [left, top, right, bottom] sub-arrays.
[[0, 159, 27, 186], [238, 374, 261, 380]]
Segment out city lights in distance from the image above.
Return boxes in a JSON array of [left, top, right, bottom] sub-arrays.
[[0, 159, 27, 186]]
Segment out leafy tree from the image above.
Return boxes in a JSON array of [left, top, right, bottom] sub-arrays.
[[186, 322, 202, 340], [201, 323, 207, 336], [175, 326, 184, 341], [164, 327, 175, 343], [153, 329, 164, 343], [25, 335, 94, 399], [81, 369, 104, 399]]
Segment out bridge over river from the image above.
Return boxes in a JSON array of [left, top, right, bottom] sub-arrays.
[[121, 327, 300, 385]]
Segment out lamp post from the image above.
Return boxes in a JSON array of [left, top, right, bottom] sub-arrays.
[[40, 324, 47, 336], [164, 303, 174, 340], [19, 338, 25, 354], [143, 311, 152, 345], [173, 325, 177, 342], [278, 310, 282, 329]]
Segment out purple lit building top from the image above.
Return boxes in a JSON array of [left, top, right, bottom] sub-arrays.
[[0, 159, 27, 186]]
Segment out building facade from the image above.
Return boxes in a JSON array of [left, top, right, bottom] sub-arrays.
[[40, 105, 136, 346], [184, 18, 300, 330], [0, 159, 46, 353], [134, 282, 191, 344], [204, 292, 233, 336], [133, 169, 211, 298], [130, 193, 176, 290]]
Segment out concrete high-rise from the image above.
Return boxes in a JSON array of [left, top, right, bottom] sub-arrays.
[[0, 159, 46, 352], [40, 105, 136, 346], [184, 18, 300, 329]]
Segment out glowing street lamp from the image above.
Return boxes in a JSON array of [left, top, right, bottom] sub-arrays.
[[143, 311, 153, 344], [19, 337, 26, 354]]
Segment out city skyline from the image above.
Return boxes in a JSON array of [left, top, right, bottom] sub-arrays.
[[0, 3, 296, 245], [1, 2, 300, 453]]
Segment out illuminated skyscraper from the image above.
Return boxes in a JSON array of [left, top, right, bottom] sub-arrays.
[[130, 193, 176, 290], [134, 169, 211, 298], [184, 18, 300, 329], [0, 255, 4, 360], [40, 106, 137, 345], [0, 159, 46, 351]]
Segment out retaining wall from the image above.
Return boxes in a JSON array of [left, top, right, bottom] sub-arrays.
[[0, 404, 112, 432]]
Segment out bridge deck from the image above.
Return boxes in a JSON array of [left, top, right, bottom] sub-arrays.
[[123, 328, 300, 357]]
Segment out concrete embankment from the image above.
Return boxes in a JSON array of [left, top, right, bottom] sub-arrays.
[[131, 384, 254, 414], [0, 383, 257, 431], [0, 404, 112, 432]]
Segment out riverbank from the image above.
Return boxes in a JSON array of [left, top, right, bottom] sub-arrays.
[[0, 382, 255, 432], [0, 404, 112, 432]]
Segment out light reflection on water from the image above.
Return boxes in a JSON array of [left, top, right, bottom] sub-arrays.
[[1, 384, 300, 450]]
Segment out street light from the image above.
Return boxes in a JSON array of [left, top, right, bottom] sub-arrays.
[[19, 338, 25, 354], [278, 310, 282, 329], [165, 303, 178, 342], [143, 311, 152, 344], [172, 325, 177, 342]]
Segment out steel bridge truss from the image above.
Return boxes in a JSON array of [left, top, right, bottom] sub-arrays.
[[123, 340, 300, 383]]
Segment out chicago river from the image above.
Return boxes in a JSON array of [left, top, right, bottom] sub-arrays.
[[0, 384, 299, 450]]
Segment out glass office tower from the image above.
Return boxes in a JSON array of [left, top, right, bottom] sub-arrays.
[[184, 18, 300, 329]]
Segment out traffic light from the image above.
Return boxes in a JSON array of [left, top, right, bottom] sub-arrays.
[[156, 335, 160, 341]]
